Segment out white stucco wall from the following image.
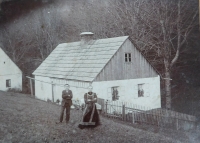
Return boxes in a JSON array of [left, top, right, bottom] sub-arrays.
[[34, 76, 90, 103], [92, 76, 161, 110], [0, 74, 22, 91], [35, 76, 52, 101], [34, 75, 160, 110], [0, 48, 22, 91]]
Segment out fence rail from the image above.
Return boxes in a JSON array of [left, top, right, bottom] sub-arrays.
[[97, 98, 196, 131]]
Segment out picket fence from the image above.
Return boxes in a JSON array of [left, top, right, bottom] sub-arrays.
[[96, 98, 196, 131]]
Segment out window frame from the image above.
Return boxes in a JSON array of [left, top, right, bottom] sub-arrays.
[[6, 79, 11, 88], [138, 83, 144, 97], [125, 53, 132, 62], [111, 86, 119, 101]]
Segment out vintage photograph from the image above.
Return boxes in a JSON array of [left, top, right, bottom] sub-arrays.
[[0, 0, 199, 142]]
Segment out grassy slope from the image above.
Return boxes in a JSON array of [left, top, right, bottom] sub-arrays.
[[0, 91, 199, 143]]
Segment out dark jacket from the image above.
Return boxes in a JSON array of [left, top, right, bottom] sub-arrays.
[[84, 92, 97, 104], [61, 90, 73, 106]]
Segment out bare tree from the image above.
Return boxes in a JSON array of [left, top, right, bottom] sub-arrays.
[[110, 0, 198, 109], [1, 17, 34, 65], [30, 4, 67, 61], [67, 0, 198, 109], [0, 0, 3, 11], [66, 0, 124, 40]]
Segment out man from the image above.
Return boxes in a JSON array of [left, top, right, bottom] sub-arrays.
[[57, 84, 73, 124]]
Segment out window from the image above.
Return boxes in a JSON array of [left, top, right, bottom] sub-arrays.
[[125, 53, 131, 62], [6, 79, 11, 87], [112, 87, 119, 101], [138, 84, 144, 97]]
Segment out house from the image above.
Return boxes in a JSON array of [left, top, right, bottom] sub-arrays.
[[0, 47, 22, 91], [33, 32, 161, 109]]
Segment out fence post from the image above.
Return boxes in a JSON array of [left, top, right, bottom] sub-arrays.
[[105, 101, 107, 115], [132, 111, 135, 124], [102, 99, 104, 114], [51, 82, 54, 103], [122, 104, 125, 121], [29, 78, 33, 96]]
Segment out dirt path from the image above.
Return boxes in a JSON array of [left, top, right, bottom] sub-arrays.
[[0, 91, 198, 143]]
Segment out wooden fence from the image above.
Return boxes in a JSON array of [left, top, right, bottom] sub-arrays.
[[97, 98, 197, 131]]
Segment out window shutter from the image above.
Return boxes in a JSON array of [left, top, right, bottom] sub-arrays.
[[117, 86, 125, 100], [125, 53, 127, 62], [107, 87, 112, 101], [119, 86, 125, 96], [133, 85, 138, 99], [145, 83, 150, 97]]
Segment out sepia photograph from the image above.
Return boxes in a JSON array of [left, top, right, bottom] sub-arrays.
[[0, 0, 199, 142]]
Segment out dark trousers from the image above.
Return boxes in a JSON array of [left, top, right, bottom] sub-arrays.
[[60, 104, 71, 122]]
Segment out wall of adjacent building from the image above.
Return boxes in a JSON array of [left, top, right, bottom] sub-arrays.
[[0, 48, 22, 91], [0, 74, 22, 91]]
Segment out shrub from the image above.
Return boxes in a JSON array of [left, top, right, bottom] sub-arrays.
[[113, 111, 122, 116], [47, 99, 52, 103], [56, 99, 60, 104]]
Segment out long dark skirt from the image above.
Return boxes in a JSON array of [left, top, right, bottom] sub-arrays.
[[78, 103, 100, 129]]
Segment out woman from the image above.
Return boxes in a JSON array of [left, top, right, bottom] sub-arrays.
[[78, 86, 101, 129]]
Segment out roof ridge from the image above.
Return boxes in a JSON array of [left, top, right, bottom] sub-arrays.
[[58, 35, 129, 45]]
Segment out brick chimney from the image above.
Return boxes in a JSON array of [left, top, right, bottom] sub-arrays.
[[80, 32, 94, 45]]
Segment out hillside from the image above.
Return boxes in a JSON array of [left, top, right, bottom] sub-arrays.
[[0, 91, 199, 143]]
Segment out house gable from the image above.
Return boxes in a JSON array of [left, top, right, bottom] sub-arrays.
[[0, 48, 22, 75], [94, 38, 158, 81]]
